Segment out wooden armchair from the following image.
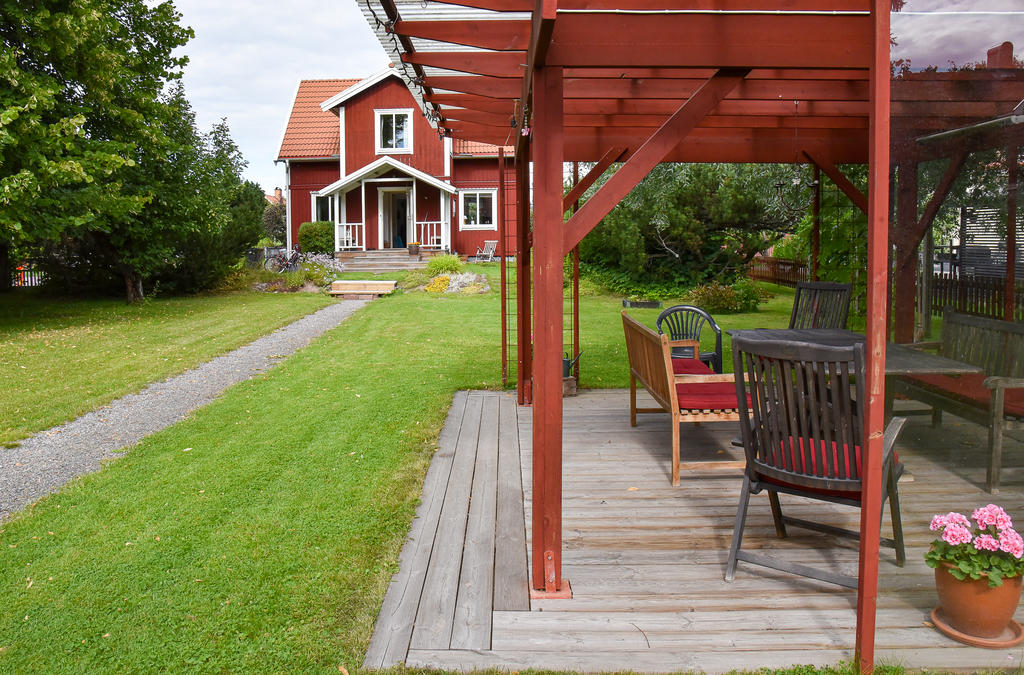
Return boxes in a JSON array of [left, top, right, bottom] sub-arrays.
[[789, 281, 852, 330], [724, 333, 906, 589]]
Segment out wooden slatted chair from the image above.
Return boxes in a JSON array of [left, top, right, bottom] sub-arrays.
[[789, 281, 852, 330], [622, 311, 746, 486], [656, 305, 724, 373], [724, 334, 907, 589]]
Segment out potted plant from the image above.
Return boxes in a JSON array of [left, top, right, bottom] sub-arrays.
[[408, 242, 421, 256], [925, 504, 1024, 647]]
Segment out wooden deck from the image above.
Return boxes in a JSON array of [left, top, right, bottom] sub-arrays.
[[364, 389, 1024, 672]]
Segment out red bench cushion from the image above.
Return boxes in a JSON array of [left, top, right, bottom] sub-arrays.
[[675, 382, 744, 410], [904, 373, 1024, 417], [671, 358, 715, 375]]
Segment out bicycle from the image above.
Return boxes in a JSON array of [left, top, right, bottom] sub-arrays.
[[264, 246, 301, 273]]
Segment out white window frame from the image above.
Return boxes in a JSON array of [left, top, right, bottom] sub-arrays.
[[459, 189, 498, 231], [374, 108, 414, 155], [312, 193, 335, 223]]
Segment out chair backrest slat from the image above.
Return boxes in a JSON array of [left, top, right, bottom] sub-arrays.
[[732, 333, 864, 491], [789, 281, 852, 330]]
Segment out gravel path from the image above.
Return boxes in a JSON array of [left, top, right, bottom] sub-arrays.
[[0, 299, 368, 520]]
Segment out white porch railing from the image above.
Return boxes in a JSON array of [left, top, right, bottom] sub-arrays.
[[416, 221, 445, 249], [336, 223, 364, 251]]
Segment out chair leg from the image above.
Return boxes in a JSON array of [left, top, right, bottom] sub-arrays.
[[931, 407, 942, 428], [768, 491, 787, 538], [629, 375, 637, 427], [988, 389, 1005, 494], [725, 475, 752, 582], [671, 416, 681, 487], [886, 471, 905, 567]]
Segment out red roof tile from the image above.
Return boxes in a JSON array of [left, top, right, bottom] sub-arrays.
[[452, 139, 514, 157], [277, 79, 360, 160]]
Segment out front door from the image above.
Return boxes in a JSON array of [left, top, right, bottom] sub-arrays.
[[380, 189, 411, 248]]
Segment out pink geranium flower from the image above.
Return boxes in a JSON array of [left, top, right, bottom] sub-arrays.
[[973, 504, 1013, 531], [941, 523, 973, 546], [974, 534, 1000, 551], [999, 529, 1024, 559], [931, 512, 971, 531]]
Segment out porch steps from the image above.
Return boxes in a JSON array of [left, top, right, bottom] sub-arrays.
[[328, 280, 397, 299], [336, 249, 436, 274]]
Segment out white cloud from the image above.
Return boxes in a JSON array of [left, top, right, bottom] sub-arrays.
[[171, 0, 389, 193]]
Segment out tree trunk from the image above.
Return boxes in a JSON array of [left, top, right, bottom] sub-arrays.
[[0, 241, 10, 291], [122, 267, 144, 303]]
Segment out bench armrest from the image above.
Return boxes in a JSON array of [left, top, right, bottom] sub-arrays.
[[674, 373, 738, 384], [984, 376, 1024, 390]]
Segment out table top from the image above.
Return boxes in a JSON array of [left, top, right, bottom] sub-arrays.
[[730, 328, 984, 377]]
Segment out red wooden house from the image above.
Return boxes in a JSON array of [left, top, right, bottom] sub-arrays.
[[275, 68, 515, 255]]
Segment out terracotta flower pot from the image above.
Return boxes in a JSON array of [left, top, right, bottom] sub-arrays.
[[935, 562, 1023, 639]]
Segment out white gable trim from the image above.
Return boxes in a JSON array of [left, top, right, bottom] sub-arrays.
[[320, 68, 400, 112], [318, 156, 455, 196]]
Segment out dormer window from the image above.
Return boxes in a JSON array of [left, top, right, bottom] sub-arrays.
[[375, 109, 413, 154]]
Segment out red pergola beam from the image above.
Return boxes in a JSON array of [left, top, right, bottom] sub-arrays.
[[427, 75, 869, 101], [402, 51, 526, 78], [804, 151, 869, 214], [394, 19, 530, 50], [561, 68, 750, 255], [546, 14, 872, 69], [429, 0, 871, 10]]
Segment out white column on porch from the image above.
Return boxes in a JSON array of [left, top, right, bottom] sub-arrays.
[[360, 179, 367, 251], [442, 192, 451, 252]]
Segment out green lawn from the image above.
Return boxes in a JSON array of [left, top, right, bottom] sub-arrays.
[[0, 272, 801, 672], [0, 291, 332, 446]]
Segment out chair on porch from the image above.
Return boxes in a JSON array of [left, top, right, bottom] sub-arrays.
[[724, 334, 907, 589], [656, 305, 724, 373], [789, 281, 852, 330], [476, 240, 498, 262]]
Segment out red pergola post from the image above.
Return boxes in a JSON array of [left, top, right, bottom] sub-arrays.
[[515, 144, 533, 405], [498, 148, 508, 383], [812, 165, 821, 281], [854, 0, 891, 670], [893, 160, 918, 343], [530, 65, 567, 595]]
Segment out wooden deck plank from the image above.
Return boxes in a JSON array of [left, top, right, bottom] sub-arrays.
[[368, 388, 1024, 673], [494, 393, 529, 611], [451, 394, 501, 650], [409, 393, 483, 650], [362, 390, 468, 669]]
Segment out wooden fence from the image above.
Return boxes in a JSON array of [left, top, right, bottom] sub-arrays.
[[930, 274, 1024, 322], [746, 256, 809, 287]]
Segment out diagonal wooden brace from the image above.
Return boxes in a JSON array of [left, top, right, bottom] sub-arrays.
[[561, 68, 750, 256], [804, 150, 869, 214]]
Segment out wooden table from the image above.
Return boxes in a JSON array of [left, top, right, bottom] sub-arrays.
[[730, 328, 983, 377], [730, 328, 984, 425]]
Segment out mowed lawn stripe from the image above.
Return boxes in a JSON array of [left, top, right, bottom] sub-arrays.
[[0, 292, 332, 446]]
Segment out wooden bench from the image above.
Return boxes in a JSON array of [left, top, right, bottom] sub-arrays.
[[892, 311, 1024, 493], [621, 311, 746, 486]]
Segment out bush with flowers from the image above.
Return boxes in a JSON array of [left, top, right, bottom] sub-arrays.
[[925, 504, 1024, 587]]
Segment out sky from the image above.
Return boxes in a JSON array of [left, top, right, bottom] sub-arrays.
[[171, 0, 390, 195], [167, 1, 1024, 196]]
